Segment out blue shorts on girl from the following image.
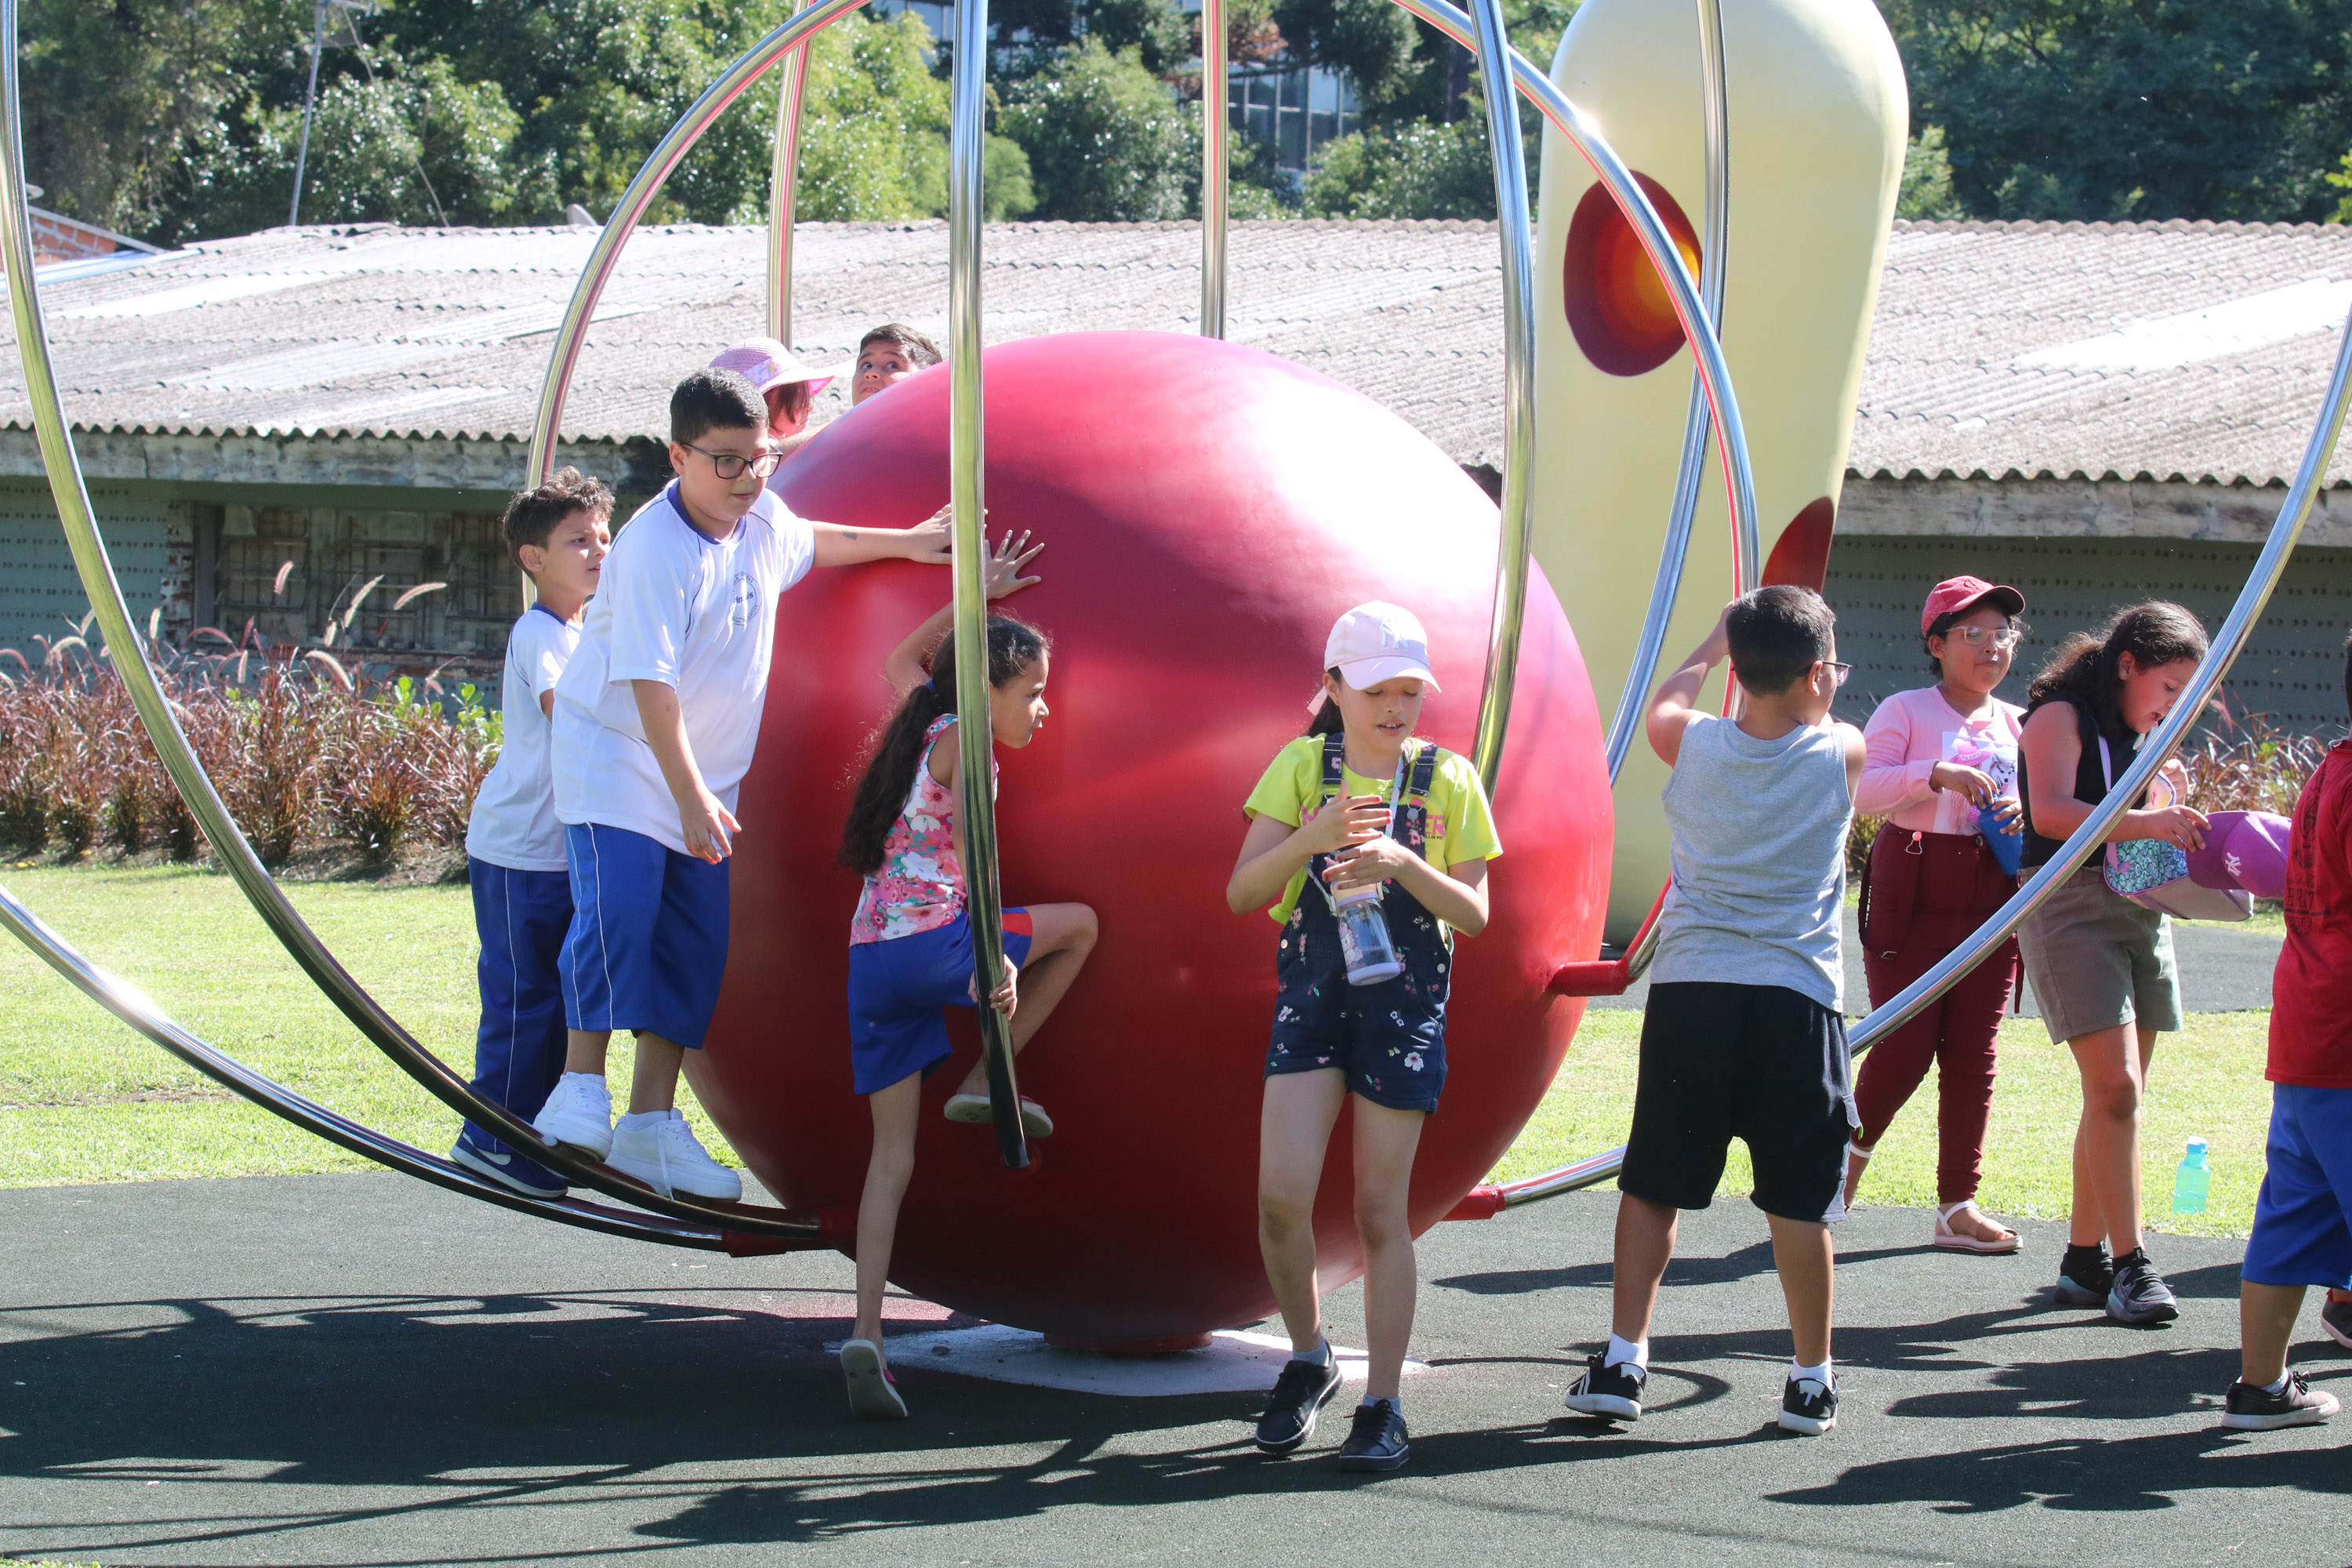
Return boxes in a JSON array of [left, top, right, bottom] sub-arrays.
[[559, 822, 731, 1048], [848, 910, 1033, 1094]]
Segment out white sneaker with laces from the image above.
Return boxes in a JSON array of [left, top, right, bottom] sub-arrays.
[[608, 1109, 743, 1201], [532, 1073, 614, 1160]]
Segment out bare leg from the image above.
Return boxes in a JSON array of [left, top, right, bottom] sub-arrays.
[[2241, 1281, 2307, 1388], [852, 1073, 925, 1358], [1258, 1069, 1348, 1357], [953, 903, 1098, 1096], [2067, 1022, 2154, 1253], [1768, 1214, 1835, 1368], [1351, 1096, 1428, 1399], [1610, 1194, 1680, 1345], [628, 1033, 687, 1116], [563, 1029, 612, 1076]]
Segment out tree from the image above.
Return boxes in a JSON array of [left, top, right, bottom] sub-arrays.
[[1302, 115, 1494, 219], [1882, 0, 2352, 223], [1000, 38, 1196, 220], [1898, 125, 1965, 220]]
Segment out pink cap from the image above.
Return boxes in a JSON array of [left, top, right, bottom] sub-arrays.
[[1325, 601, 1440, 691], [2187, 811, 2290, 900], [1921, 575, 2025, 635], [709, 336, 846, 398]]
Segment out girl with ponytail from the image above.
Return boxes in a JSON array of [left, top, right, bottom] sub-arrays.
[[834, 533, 1098, 1420], [2016, 599, 2210, 1327]]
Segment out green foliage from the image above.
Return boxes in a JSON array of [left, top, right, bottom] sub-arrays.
[[1000, 38, 1196, 221], [1897, 124, 1965, 220], [1882, 0, 2352, 223], [793, 13, 950, 221], [1302, 111, 1494, 220]]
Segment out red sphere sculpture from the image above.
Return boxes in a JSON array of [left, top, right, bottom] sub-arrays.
[[691, 330, 1611, 1341]]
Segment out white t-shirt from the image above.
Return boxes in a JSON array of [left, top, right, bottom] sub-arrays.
[[551, 482, 816, 854], [465, 604, 581, 873]]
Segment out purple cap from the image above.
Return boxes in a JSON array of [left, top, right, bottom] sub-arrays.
[[2186, 811, 2290, 900]]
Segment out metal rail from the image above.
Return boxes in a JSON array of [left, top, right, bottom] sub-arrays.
[[0, 0, 824, 1241], [1200, 0, 1228, 339], [1602, 0, 1736, 786], [0, 883, 736, 1250], [1491, 294, 2352, 1210], [946, 0, 1029, 1168], [766, 0, 821, 344], [1461, 0, 1535, 786]]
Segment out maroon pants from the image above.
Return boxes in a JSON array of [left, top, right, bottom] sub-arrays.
[[1853, 824, 2019, 1205]]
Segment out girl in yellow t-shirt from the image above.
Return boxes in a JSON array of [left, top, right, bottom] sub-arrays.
[[1225, 601, 1502, 1474]]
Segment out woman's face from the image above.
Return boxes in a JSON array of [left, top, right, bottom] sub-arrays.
[[1928, 604, 2016, 699], [2116, 652, 2200, 734]]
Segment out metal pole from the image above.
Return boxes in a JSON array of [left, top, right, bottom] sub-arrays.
[[0, 0, 823, 1241], [1602, 0, 1733, 786], [1462, 0, 1534, 787], [949, 0, 1027, 1171], [1493, 299, 2352, 1211], [289, 0, 328, 227], [528, 0, 872, 481], [768, 0, 818, 343], [1200, 0, 1228, 339]]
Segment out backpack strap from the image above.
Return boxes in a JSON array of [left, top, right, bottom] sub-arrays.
[[1319, 731, 1347, 798]]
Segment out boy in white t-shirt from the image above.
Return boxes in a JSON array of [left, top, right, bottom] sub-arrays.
[[532, 368, 950, 1200], [450, 469, 614, 1199]]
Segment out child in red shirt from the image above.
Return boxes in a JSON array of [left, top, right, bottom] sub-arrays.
[[2220, 634, 2352, 1429]]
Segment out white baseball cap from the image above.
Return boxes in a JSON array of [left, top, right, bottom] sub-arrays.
[[1325, 601, 1440, 691], [709, 336, 847, 397]]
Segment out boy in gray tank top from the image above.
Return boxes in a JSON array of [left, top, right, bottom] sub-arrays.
[[1563, 586, 1866, 1438]]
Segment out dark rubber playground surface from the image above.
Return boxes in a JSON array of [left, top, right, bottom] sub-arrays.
[[2, 1174, 2344, 1567]]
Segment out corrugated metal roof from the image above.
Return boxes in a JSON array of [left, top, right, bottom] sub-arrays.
[[4, 216, 2351, 488]]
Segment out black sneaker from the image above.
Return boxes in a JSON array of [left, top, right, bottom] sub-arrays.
[[1563, 1354, 1646, 1421], [2321, 1294, 2352, 1352], [1335, 1398, 1410, 1472], [1254, 1355, 1343, 1454], [2106, 1250, 2180, 1327], [1778, 1374, 1838, 1435], [2053, 1244, 2114, 1308], [2223, 1371, 2339, 1430]]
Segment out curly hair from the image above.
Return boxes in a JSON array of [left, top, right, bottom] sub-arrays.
[[2027, 601, 2209, 729], [501, 467, 613, 563]]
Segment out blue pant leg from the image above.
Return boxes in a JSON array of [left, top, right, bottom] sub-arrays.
[[466, 860, 575, 1155], [647, 845, 731, 1048], [561, 822, 667, 1035]]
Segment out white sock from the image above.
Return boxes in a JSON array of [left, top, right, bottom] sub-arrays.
[[2262, 1372, 2291, 1395], [1605, 1333, 1648, 1372], [1791, 1358, 1833, 1386], [1360, 1393, 1398, 1410], [561, 1070, 605, 1088], [615, 1109, 664, 1129]]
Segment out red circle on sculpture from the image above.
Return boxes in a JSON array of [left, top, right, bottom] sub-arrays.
[[692, 330, 1611, 1340], [1563, 172, 1702, 378]]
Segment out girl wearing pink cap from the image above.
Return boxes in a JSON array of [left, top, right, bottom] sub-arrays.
[[1846, 577, 2029, 1252]]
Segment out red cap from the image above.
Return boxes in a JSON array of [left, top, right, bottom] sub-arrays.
[[1921, 575, 2025, 635]]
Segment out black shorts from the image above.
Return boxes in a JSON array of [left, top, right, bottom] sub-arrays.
[[1620, 981, 1857, 1223]]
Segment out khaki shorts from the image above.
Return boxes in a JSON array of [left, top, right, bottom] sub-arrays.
[[2016, 864, 2182, 1044]]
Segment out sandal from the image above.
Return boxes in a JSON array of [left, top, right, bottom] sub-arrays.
[[942, 1093, 1054, 1139], [840, 1338, 909, 1419], [1933, 1200, 2020, 1254]]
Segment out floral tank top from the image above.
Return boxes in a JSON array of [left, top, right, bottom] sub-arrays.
[[850, 715, 985, 945]]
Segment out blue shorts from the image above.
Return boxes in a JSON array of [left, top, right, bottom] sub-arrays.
[[846, 910, 1033, 1095], [1265, 900, 1451, 1115], [560, 822, 730, 1049], [466, 858, 573, 1152], [2243, 1082, 2352, 1290]]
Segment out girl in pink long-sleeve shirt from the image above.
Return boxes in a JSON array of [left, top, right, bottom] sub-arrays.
[[1847, 578, 2028, 1253]]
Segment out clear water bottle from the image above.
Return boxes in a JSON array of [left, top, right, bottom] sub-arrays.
[[2172, 1135, 2210, 1215], [1332, 881, 1403, 987]]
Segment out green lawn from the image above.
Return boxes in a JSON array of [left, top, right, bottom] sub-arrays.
[[0, 864, 2270, 1238]]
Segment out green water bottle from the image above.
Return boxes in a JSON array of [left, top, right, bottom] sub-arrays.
[[2172, 1136, 2210, 1216]]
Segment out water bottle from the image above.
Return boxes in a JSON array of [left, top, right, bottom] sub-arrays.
[[1332, 881, 1403, 986], [2172, 1136, 2210, 1215], [1977, 800, 2023, 876]]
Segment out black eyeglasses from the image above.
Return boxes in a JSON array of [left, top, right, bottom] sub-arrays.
[[1821, 661, 1853, 687], [683, 444, 781, 481]]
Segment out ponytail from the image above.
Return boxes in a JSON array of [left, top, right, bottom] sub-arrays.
[[2027, 601, 2208, 732], [1304, 668, 1345, 736], [839, 615, 1049, 875]]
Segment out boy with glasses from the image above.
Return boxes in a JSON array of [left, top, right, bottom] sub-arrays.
[[532, 368, 949, 1197], [1564, 585, 1867, 1436]]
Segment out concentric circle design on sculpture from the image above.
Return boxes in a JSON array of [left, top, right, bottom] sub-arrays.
[[1562, 172, 1702, 378]]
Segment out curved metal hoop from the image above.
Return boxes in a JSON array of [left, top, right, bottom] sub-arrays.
[[0, 0, 824, 1242]]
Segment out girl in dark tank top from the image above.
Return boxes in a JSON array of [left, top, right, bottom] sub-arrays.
[[2016, 691, 2144, 870]]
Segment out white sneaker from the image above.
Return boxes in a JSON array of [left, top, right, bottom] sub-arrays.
[[608, 1109, 743, 1202], [532, 1073, 614, 1160]]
